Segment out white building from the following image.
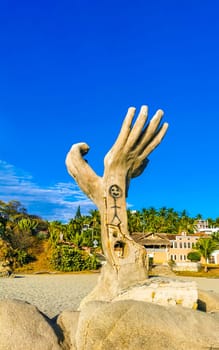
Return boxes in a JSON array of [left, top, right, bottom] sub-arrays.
[[194, 220, 219, 235]]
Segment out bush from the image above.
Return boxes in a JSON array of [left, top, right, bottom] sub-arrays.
[[36, 231, 48, 240], [50, 245, 101, 272], [187, 251, 201, 262], [168, 259, 176, 268], [0, 238, 13, 261], [14, 249, 36, 266]]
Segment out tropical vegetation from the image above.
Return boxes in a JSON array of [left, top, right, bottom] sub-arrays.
[[0, 200, 101, 272], [187, 251, 201, 262], [1, 200, 219, 273], [128, 207, 219, 234], [195, 237, 219, 272]]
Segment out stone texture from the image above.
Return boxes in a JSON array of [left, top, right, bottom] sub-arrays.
[[75, 300, 219, 350], [114, 277, 198, 309], [57, 310, 80, 350], [0, 299, 61, 350], [150, 263, 176, 277], [198, 289, 219, 312], [79, 263, 148, 309]]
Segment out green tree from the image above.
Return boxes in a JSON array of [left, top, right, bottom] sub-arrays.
[[0, 200, 27, 222], [195, 238, 218, 272], [212, 232, 219, 243], [127, 210, 143, 233], [48, 221, 67, 246], [75, 206, 82, 219], [141, 207, 158, 232], [178, 209, 194, 234], [88, 209, 101, 244], [187, 251, 201, 262], [165, 208, 180, 234]]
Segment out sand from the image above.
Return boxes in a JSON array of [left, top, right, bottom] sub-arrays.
[[0, 273, 99, 318], [178, 276, 219, 293], [1, 273, 219, 319]]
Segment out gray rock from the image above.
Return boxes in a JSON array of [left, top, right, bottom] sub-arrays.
[[114, 277, 198, 309], [57, 310, 80, 350], [0, 299, 61, 350], [75, 300, 219, 350], [198, 289, 219, 312]]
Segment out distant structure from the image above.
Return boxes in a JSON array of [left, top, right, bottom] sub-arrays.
[[132, 231, 219, 264], [194, 219, 219, 235]]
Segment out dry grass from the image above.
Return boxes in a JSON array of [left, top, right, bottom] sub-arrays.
[[15, 243, 219, 278], [175, 265, 219, 278], [15, 241, 100, 275], [15, 240, 54, 274]]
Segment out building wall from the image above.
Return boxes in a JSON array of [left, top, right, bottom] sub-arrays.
[[144, 233, 219, 265], [210, 250, 219, 264], [169, 235, 199, 263], [147, 249, 168, 264]]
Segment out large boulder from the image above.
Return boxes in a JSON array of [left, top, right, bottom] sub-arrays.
[[57, 310, 80, 350], [114, 277, 198, 309], [75, 300, 219, 350], [198, 289, 219, 312], [0, 299, 62, 350]]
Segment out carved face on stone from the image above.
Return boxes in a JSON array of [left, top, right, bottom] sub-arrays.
[[109, 185, 122, 198]]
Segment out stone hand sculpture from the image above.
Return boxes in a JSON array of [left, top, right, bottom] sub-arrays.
[[66, 105, 168, 304]]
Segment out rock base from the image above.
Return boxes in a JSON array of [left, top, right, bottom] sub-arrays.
[[2, 288, 219, 350], [114, 277, 198, 309], [74, 299, 219, 350]]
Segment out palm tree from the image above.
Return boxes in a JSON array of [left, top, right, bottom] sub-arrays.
[[89, 209, 100, 228], [207, 217, 215, 228], [195, 238, 218, 272], [212, 232, 219, 244], [128, 210, 143, 233], [143, 207, 158, 232], [195, 213, 203, 220], [165, 208, 180, 234], [48, 221, 67, 246], [88, 209, 101, 244], [178, 209, 194, 234], [215, 217, 219, 227]]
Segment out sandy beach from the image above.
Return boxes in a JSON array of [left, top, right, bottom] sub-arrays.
[[177, 276, 219, 294], [1, 273, 219, 319], [0, 273, 99, 318]]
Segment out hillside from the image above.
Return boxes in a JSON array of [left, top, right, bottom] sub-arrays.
[[15, 240, 54, 274]]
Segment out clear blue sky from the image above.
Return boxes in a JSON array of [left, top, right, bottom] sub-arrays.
[[1, 0, 219, 222]]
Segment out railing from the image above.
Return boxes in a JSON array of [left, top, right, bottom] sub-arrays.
[[146, 248, 167, 252]]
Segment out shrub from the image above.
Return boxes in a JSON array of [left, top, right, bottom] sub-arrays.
[[14, 249, 36, 266], [168, 259, 176, 268], [187, 251, 201, 262], [0, 238, 13, 261], [50, 245, 101, 272], [36, 231, 48, 240]]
